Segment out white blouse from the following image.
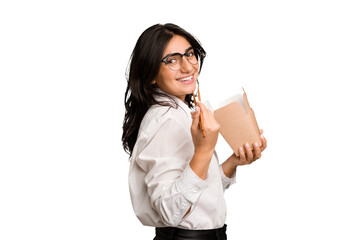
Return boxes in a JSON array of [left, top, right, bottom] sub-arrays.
[[128, 94, 236, 230]]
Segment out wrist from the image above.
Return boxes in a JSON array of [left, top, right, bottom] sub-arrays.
[[193, 147, 214, 159], [193, 150, 213, 162], [228, 153, 239, 169], [222, 154, 238, 178], [190, 151, 213, 180]]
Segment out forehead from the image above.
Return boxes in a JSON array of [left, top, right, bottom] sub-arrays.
[[162, 35, 191, 57]]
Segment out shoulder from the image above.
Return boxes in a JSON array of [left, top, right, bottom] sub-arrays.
[[130, 96, 192, 159], [140, 103, 189, 136]]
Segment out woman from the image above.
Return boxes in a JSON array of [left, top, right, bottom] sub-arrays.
[[122, 23, 267, 240]]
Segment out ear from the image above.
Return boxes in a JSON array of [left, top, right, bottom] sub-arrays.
[[151, 80, 156, 85]]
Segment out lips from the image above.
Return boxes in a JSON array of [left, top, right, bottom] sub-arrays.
[[177, 75, 194, 84]]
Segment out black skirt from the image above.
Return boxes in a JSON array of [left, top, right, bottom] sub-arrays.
[[154, 224, 227, 240]]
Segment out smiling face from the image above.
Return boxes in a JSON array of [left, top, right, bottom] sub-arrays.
[[153, 35, 199, 102]]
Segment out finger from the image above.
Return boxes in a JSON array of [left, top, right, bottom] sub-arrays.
[[244, 143, 253, 162], [238, 147, 246, 164], [197, 102, 210, 124], [191, 106, 200, 131], [260, 129, 264, 135], [253, 142, 262, 160], [260, 135, 267, 151]]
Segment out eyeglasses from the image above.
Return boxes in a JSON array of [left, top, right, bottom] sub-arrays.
[[161, 47, 199, 71]]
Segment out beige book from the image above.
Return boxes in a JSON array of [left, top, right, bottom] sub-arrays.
[[213, 88, 262, 156]]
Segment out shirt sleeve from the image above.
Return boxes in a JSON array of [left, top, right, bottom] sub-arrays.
[[219, 164, 237, 190], [135, 117, 208, 227]]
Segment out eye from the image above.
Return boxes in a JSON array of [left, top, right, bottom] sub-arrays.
[[186, 49, 195, 58], [167, 56, 179, 64]]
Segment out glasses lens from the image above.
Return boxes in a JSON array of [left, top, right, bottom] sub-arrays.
[[167, 55, 181, 71], [186, 49, 198, 65]]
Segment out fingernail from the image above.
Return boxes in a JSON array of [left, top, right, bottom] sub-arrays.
[[254, 142, 258, 147], [195, 106, 199, 113], [260, 135, 265, 139], [240, 147, 244, 153], [245, 143, 250, 148]]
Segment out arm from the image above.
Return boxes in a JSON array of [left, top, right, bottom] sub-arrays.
[[179, 103, 220, 218], [189, 103, 220, 180]]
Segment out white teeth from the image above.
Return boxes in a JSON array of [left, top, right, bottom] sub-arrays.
[[178, 76, 193, 82]]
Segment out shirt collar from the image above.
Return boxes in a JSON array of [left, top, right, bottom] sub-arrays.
[[153, 88, 192, 119]]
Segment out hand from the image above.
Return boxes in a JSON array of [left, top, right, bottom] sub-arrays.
[[190, 102, 220, 156], [232, 129, 267, 166]]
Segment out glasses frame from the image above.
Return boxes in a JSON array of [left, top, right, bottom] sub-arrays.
[[161, 47, 200, 71]]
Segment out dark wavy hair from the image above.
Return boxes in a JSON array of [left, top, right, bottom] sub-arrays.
[[122, 23, 206, 156]]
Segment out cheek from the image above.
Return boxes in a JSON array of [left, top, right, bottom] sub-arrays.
[[155, 72, 177, 91], [155, 68, 173, 84], [194, 65, 200, 76], [194, 71, 199, 82]]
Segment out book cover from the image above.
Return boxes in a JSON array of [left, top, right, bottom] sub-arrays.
[[213, 88, 262, 156]]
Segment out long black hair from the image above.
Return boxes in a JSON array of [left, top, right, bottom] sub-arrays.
[[122, 23, 206, 156]]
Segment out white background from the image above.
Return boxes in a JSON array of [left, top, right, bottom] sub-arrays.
[[1, 0, 359, 239]]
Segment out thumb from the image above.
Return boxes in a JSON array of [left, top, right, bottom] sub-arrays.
[[191, 106, 200, 130]]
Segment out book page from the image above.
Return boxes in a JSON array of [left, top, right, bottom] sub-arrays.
[[217, 93, 247, 113]]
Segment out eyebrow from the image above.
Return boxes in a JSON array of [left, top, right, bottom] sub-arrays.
[[162, 46, 193, 59]]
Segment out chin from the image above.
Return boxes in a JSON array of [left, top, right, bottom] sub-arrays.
[[190, 81, 197, 91], [186, 85, 197, 94]]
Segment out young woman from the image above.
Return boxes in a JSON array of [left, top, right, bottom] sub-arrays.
[[122, 23, 267, 240]]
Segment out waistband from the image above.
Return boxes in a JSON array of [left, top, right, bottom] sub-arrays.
[[155, 224, 227, 240]]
